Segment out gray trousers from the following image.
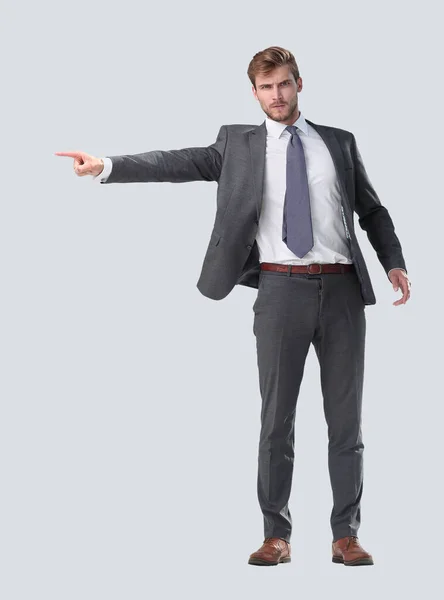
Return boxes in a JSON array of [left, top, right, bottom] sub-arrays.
[[252, 268, 366, 542]]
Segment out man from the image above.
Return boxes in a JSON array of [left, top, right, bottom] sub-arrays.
[[56, 46, 411, 567]]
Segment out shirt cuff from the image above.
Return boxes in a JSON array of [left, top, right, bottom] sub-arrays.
[[93, 157, 113, 182]]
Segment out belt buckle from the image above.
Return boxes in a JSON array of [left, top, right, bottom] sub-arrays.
[[308, 264, 322, 274]]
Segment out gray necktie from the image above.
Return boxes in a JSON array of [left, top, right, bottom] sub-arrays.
[[282, 125, 314, 257]]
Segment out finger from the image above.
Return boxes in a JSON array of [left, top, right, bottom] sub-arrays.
[[393, 298, 405, 306], [76, 165, 90, 175], [393, 289, 411, 306], [393, 283, 405, 305], [401, 279, 410, 304], [55, 151, 84, 158]]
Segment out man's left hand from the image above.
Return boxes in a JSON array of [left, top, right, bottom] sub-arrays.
[[389, 269, 411, 306]]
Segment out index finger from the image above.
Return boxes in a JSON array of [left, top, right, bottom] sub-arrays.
[[54, 151, 84, 158]]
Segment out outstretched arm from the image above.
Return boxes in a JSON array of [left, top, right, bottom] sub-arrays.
[[101, 126, 227, 184], [56, 125, 228, 184]]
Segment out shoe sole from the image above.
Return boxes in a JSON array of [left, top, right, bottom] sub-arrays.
[[248, 557, 291, 566], [332, 556, 374, 566]]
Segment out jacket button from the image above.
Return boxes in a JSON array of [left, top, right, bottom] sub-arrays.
[[246, 244, 252, 250]]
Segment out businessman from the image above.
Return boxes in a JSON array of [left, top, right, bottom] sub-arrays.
[[56, 46, 411, 567]]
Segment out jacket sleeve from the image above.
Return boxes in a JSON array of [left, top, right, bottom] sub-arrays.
[[351, 134, 407, 276], [101, 125, 227, 184]]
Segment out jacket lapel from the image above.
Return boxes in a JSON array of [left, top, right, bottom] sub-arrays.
[[248, 121, 267, 218]]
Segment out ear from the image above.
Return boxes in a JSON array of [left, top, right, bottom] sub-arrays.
[[252, 85, 258, 100], [297, 78, 303, 93]]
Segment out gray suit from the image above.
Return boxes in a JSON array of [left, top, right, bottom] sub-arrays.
[[102, 119, 407, 542], [102, 119, 407, 305]]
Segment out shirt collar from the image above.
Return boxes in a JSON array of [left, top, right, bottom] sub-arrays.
[[265, 112, 309, 138]]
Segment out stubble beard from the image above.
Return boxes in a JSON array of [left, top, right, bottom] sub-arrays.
[[264, 96, 299, 123]]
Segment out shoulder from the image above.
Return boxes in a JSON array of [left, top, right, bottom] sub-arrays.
[[307, 119, 355, 140], [221, 124, 259, 133]]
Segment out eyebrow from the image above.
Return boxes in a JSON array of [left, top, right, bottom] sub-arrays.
[[258, 79, 291, 87]]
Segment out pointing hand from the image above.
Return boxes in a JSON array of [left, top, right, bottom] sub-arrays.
[[54, 150, 104, 177]]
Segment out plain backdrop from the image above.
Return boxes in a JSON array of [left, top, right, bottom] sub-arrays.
[[1, 0, 443, 598]]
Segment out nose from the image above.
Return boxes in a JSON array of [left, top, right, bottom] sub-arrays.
[[272, 87, 283, 102]]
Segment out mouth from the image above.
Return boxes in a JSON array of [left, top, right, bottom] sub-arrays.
[[272, 104, 285, 108]]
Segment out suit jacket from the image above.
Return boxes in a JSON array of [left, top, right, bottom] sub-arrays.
[[102, 119, 407, 305]]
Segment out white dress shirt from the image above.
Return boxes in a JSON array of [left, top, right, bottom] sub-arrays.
[[94, 115, 405, 278], [257, 113, 352, 266]]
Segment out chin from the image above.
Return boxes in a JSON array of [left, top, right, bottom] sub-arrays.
[[276, 111, 290, 121]]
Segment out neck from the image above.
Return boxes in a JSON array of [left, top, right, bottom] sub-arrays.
[[282, 108, 300, 125]]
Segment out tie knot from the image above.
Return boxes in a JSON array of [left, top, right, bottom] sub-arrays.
[[286, 125, 299, 136]]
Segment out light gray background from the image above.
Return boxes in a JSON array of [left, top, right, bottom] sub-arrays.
[[1, 0, 443, 598]]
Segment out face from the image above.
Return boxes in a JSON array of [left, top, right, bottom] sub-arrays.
[[252, 65, 302, 125]]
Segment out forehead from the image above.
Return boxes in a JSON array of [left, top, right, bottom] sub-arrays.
[[255, 65, 294, 86]]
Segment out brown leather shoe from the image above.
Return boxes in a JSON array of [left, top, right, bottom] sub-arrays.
[[248, 537, 291, 566], [332, 536, 374, 566]]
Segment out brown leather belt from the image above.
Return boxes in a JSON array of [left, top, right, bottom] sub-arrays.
[[260, 262, 355, 274]]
